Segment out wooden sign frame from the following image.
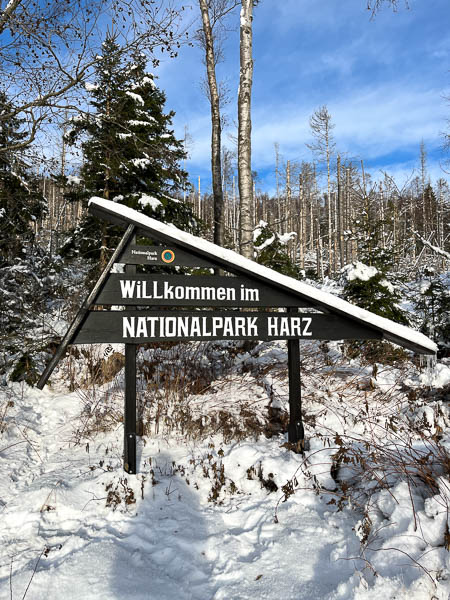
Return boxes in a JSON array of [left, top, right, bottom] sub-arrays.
[[37, 199, 436, 475]]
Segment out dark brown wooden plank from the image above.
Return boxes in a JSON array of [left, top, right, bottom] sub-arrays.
[[73, 311, 383, 344], [124, 259, 137, 474], [124, 343, 137, 474], [95, 275, 314, 308]]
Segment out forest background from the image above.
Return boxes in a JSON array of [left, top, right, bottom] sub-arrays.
[[0, 0, 449, 376]]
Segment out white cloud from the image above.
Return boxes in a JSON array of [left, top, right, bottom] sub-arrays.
[[248, 83, 447, 166], [176, 80, 448, 192], [333, 86, 446, 152]]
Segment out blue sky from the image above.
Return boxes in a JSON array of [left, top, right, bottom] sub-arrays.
[[155, 0, 450, 194]]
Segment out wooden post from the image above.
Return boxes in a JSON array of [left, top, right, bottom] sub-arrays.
[[124, 258, 137, 474], [287, 308, 304, 452], [124, 343, 137, 474]]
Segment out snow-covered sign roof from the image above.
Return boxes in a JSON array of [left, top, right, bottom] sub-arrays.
[[88, 197, 437, 355]]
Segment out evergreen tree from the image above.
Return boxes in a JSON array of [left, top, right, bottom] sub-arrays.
[[64, 36, 198, 267], [254, 221, 301, 278], [341, 262, 409, 325], [421, 182, 437, 238], [0, 91, 60, 382], [414, 268, 450, 357], [0, 91, 46, 264], [342, 199, 410, 325], [352, 200, 397, 273]]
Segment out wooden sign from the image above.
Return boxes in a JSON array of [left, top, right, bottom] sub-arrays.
[[38, 198, 436, 476], [95, 275, 315, 307], [120, 244, 216, 267], [74, 311, 382, 344]]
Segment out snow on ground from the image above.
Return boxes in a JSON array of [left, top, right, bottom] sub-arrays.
[[0, 341, 449, 600]]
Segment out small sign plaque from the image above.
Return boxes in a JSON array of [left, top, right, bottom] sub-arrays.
[[120, 244, 216, 267], [161, 249, 175, 263]]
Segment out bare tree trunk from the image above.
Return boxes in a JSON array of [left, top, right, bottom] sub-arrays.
[[393, 201, 397, 250], [345, 166, 352, 263], [313, 165, 324, 280], [275, 142, 281, 226], [197, 176, 201, 219], [437, 179, 446, 270], [307, 106, 335, 274], [198, 0, 224, 247], [238, 0, 254, 259], [420, 140, 427, 237], [299, 174, 305, 269], [409, 191, 416, 260], [379, 181, 385, 249], [318, 238, 324, 281], [326, 144, 332, 275], [235, 176, 240, 249], [350, 168, 357, 263], [309, 176, 314, 253], [337, 155, 345, 269], [285, 159, 291, 236]]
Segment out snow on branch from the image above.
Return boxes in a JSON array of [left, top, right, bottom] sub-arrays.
[[413, 231, 450, 261]]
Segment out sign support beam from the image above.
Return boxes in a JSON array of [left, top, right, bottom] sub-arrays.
[[287, 308, 304, 452], [124, 254, 137, 474], [124, 343, 137, 474]]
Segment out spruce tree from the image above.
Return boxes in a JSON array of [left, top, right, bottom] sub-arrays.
[[343, 203, 408, 324], [341, 260, 410, 364], [342, 262, 409, 325], [0, 91, 58, 381], [0, 91, 46, 264], [352, 201, 397, 273], [64, 36, 197, 267], [254, 221, 301, 278], [414, 268, 450, 357]]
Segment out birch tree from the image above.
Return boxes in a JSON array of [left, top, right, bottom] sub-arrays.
[[197, 0, 238, 248], [238, 0, 256, 259]]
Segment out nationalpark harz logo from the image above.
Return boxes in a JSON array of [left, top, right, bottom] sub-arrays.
[[161, 249, 175, 263]]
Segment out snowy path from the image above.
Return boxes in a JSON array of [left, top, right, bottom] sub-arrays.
[[1, 465, 356, 600], [1, 378, 448, 600], [0, 383, 359, 600]]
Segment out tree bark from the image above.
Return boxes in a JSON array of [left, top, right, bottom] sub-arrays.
[[238, 0, 254, 259], [198, 0, 224, 248], [337, 155, 345, 269], [299, 174, 305, 269]]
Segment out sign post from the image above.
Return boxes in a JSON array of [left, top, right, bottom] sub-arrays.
[[124, 259, 137, 474], [287, 308, 304, 451], [124, 343, 137, 474]]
